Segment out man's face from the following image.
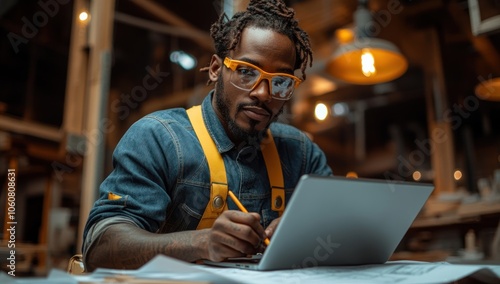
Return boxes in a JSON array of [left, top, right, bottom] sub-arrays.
[[209, 27, 297, 143]]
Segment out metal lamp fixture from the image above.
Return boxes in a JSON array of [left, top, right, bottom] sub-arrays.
[[326, 0, 408, 85]]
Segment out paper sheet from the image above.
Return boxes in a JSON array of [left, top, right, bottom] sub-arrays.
[[197, 261, 500, 284], [78, 256, 500, 284], [1, 256, 500, 284]]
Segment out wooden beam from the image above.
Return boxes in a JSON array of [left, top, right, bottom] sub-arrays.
[[130, 0, 213, 51], [114, 12, 212, 45], [0, 115, 63, 142], [77, 0, 116, 253], [423, 28, 456, 195], [63, 0, 90, 136]]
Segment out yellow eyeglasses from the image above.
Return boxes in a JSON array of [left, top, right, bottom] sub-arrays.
[[223, 57, 302, 100]]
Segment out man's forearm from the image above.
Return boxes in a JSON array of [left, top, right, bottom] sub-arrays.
[[85, 223, 209, 271]]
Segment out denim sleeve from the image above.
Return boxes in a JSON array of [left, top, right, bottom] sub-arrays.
[[84, 114, 182, 236], [272, 123, 333, 185], [304, 133, 334, 177]]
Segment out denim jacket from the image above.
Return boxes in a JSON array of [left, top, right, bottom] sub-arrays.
[[83, 91, 332, 239]]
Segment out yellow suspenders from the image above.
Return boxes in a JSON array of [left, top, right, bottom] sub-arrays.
[[186, 105, 285, 230]]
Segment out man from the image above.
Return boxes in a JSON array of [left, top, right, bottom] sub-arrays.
[[82, 0, 332, 271]]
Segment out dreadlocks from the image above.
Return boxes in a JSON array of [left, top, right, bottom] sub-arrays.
[[201, 0, 313, 83]]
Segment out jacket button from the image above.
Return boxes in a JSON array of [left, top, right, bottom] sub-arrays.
[[274, 196, 283, 209], [213, 195, 224, 209]]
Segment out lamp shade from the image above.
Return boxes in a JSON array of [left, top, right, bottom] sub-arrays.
[[326, 0, 408, 85], [475, 77, 500, 101], [326, 37, 408, 85]]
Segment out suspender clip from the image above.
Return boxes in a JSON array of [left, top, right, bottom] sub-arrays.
[[271, 186, 285, 216], [210, 182, 228, 212]]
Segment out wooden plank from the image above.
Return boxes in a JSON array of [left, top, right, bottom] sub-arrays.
[[0, 115, 63, 142], [63, 0, 90, 136], [130, 0, 213, 51], [77, 0, 116, 254]]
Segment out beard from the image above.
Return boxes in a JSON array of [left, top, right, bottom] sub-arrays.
[[214, 76, 284, 144]]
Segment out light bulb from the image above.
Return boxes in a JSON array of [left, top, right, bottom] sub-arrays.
[[361, 48, 376, 77], [170, 51, 197, 70], [412, 171, 422, 181], [79, 12, 89, 22], [314, 103, 328, 121]]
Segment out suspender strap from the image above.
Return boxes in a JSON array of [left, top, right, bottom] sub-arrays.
[[186, 105, 285, 230], [187, 106, 229, 230], [261, 132, 285, 215]]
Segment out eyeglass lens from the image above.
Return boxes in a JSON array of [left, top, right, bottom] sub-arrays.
[[230, 65, 294, 99]]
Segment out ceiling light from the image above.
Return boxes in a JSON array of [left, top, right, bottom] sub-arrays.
[[412, 171, 422, 181], [314, 103, 328, 121], [346, 171, 358, 178], [475, 77, 500, 101], [332, 102, 349, 116], [307, 75, 337, 96], [335, 28, 355, 44], [326, 0, 408, 85], [170, 50, 197, 70], [79, 11, 89, 22]]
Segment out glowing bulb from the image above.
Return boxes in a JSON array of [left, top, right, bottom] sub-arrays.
[[79, 11, 89, 22], [454, 170, 463, 181], [412, 171, 422, 181], [346, 171, 358, 178], [332, 102, 348, 116], [314, 103, 328, 121], [170, 51, 197, 70], [361, 48, 376, 77]]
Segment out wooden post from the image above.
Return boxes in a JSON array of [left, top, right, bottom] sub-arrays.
[[63, 0, 90, 139], [76, 0, 116, 253], [424, 28, 456, 195]]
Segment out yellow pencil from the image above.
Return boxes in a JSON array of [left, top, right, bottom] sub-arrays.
[[227, 190, 271, 246]]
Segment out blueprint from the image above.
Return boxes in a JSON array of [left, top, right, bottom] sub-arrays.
[[1, 255, 500, 284]]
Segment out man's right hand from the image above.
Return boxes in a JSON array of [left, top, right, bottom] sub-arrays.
[[204, 210, 266, 262]]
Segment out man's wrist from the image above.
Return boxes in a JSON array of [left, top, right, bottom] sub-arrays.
[[192, 229, 210, 260]]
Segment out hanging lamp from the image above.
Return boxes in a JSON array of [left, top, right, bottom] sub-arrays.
[[475, 77, 500, 101], [326, 0, 408, 85]]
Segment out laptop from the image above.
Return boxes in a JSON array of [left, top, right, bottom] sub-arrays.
[[203, 174, 434, 271]]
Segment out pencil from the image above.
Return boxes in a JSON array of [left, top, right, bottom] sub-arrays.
[[227, 190, 271, 246]]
